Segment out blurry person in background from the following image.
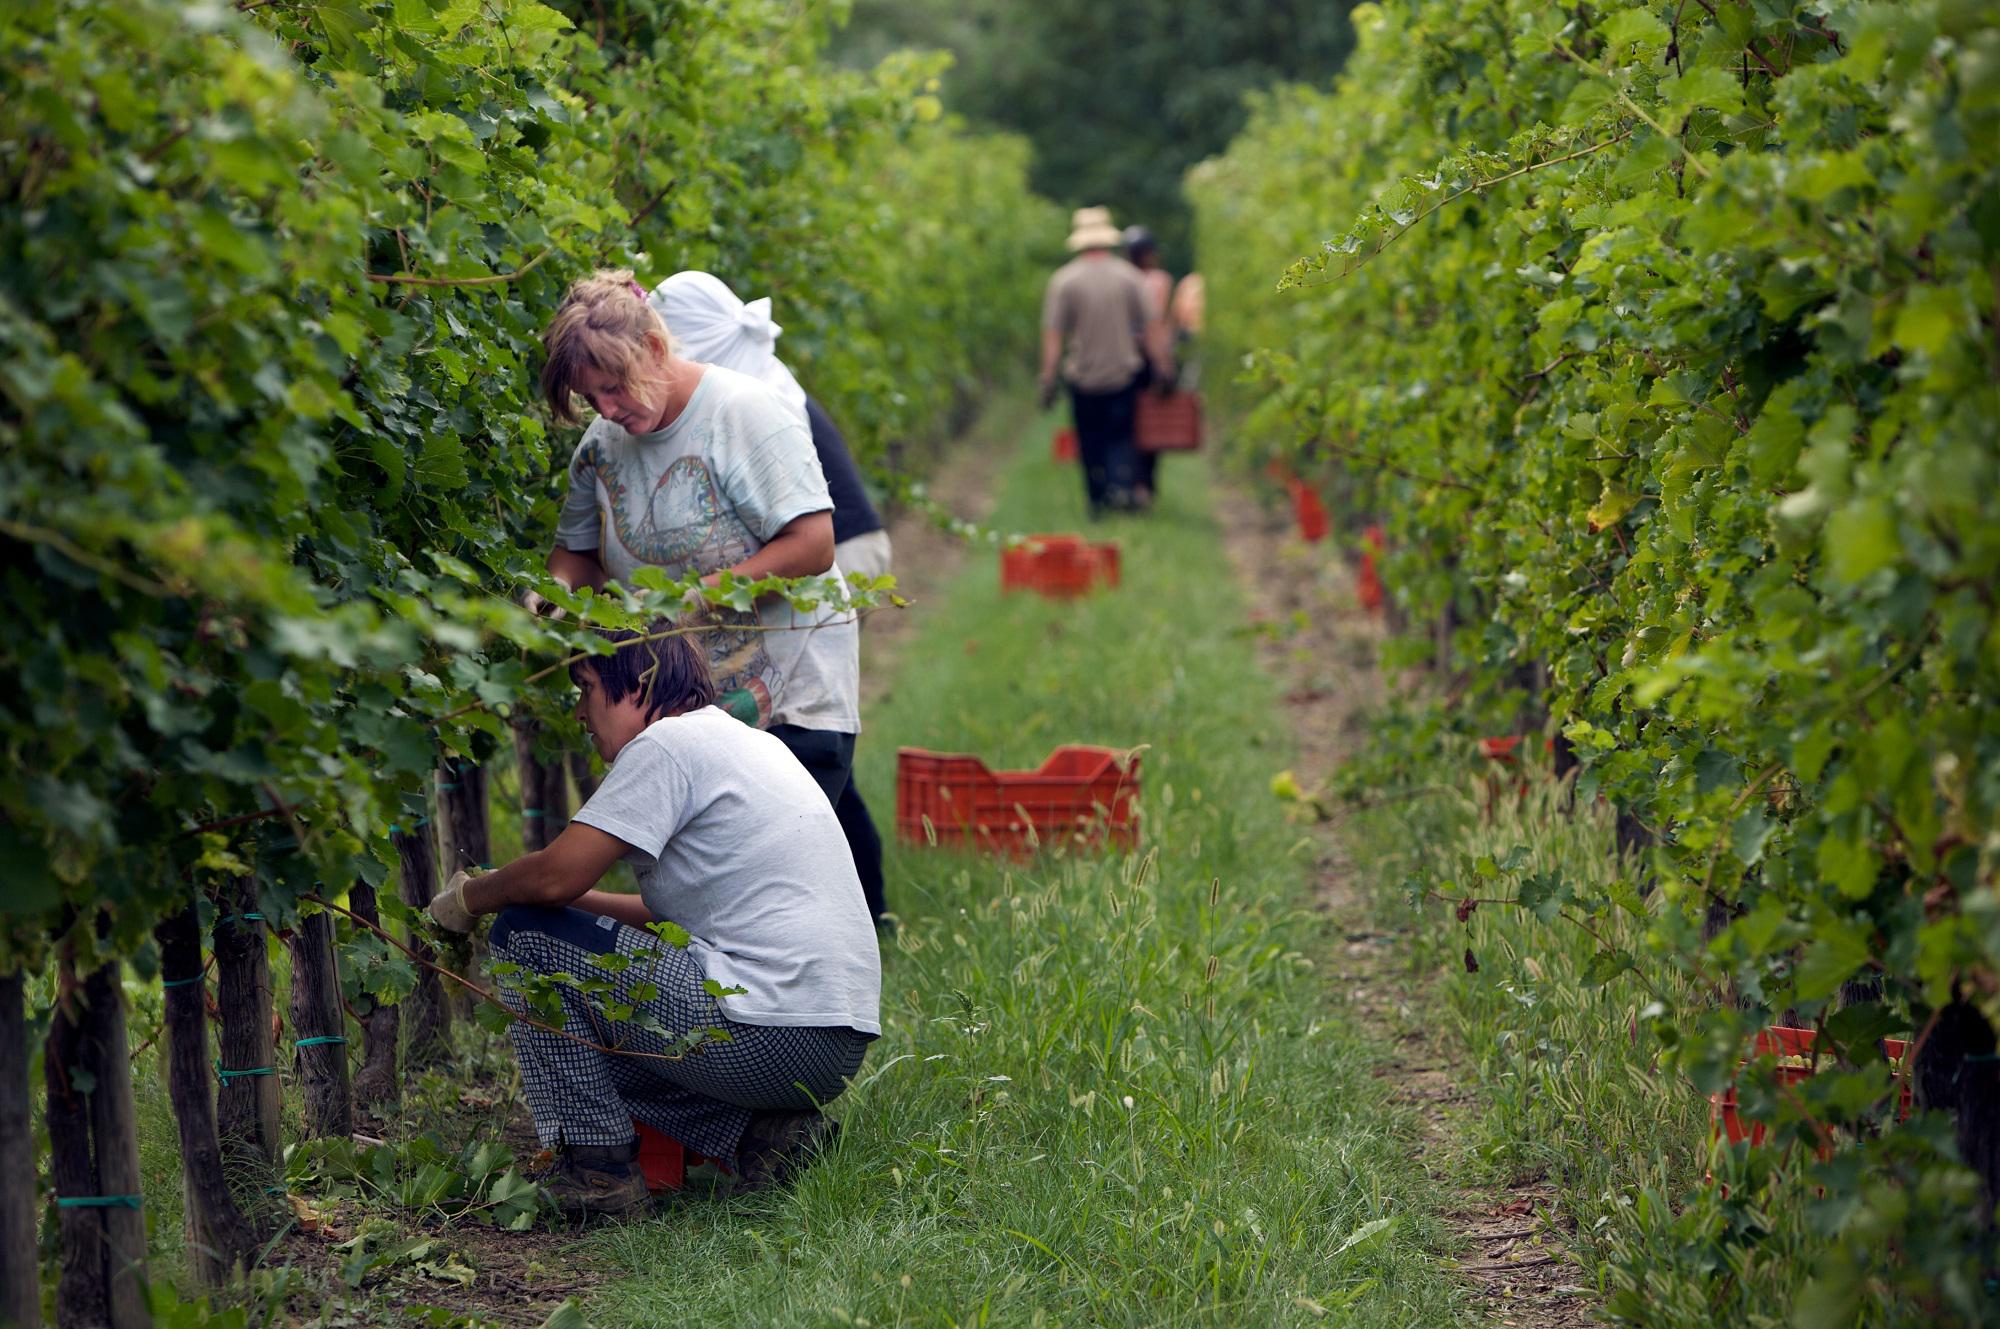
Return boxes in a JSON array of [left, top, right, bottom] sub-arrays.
[[1168, 270, 1205, 391], [1037, 206, 1168, 516], [1122, 224, 1176, 506]]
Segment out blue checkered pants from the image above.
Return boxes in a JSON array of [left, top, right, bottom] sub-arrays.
[[489, 905, 871, 1166]]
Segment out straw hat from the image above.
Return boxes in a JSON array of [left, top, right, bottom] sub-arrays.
[[1065, 206, 1123, 252]]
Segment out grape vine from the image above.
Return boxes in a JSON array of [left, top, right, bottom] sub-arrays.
[[1191, 1, 1998, 1320]]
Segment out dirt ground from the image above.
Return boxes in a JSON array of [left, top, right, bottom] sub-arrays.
[[1213, 479, 1597, 1329]]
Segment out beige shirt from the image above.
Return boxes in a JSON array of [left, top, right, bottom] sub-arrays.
[[1042, 254, 1149, 392]]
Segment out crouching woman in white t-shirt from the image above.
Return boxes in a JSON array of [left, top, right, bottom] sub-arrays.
[[425, 624, 881, 1218]]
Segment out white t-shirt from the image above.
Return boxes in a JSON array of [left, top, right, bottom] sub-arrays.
[[555, 366, 861, 734], [570, 707, 881, 1035]]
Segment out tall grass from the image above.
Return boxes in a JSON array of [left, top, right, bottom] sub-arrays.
[[577, 421, 1468, 1326], [1341, 746, 1950, 1327]]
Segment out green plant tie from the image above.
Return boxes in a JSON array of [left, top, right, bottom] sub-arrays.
[[389, 816, 430, 834], [439, 780, 460, 790], [524, 807, 544, 817], [56, 1195, 143, 1209], [1965, 1053, 2000, 1063], [161, 974, 203, 988], [215, 1061, 277, 1085], [266, 1186, 288, 1195], [214, 913, 264, 928], [294, 1036, 347, 1048]]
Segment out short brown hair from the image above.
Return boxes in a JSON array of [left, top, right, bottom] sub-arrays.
[[570, 622, 717, 721], [540, 269, 674, 424]]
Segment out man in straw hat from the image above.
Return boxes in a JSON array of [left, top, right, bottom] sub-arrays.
[[1038, 206, 1167, 515]]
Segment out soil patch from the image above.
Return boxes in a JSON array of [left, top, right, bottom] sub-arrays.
[[276, 1207, 587, 1328], [1214, 477, 1596, 1329]]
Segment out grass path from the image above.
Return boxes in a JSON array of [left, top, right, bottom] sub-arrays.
[[1211, 484, 1600, 1328], [577, 407, 1470, 1326]]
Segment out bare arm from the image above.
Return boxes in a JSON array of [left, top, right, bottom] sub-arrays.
[[572, 890, 657, 927], [1039, 326, 1063, 388], [708, 509, 835, 584], [461, 821, 631, 915], [548, 545, 608, 594]]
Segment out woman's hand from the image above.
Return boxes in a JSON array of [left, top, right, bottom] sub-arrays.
[[428, 870, 478, 933]]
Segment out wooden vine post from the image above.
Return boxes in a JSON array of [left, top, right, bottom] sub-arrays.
[[155, 904, 261, 1284], [438, 756, 492, 1016], [346, 882, 402, 1105], [44, 939, 152, 1329], [1915, 1000, 2000, 1221], [288, 905, 352, 1139], [438, 755, 492, 877], [513, 722, 572, 852], [211, 878, 283, 1225], [395, 817, 454, 1063], [0, 970, 40, 1328], [569, 751, 599, 804]]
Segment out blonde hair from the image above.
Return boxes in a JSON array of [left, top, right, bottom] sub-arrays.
[[540, 269, 675, 425]]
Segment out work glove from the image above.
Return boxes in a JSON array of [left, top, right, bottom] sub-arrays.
[[522, 589, 566, 621], [427, 869, 477, 934]]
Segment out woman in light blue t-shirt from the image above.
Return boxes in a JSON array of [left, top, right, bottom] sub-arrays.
[[536, 268, 862, 813]]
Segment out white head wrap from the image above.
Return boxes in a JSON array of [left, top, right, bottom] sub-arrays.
[[647, 270, 809, 422]]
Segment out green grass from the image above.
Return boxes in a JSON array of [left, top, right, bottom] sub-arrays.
[[575, 410, 1470, 1326]]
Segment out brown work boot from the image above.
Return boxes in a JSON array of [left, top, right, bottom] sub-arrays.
[[733, 1110, 841, 1193], [539, 1140, 651, 1220]]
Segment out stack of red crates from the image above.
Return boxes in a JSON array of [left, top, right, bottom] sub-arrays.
[[1000, 534, 1120, 599], [896, 745, 1140, 856]]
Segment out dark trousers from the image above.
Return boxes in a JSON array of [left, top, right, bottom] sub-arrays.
[[767, 724, 856, 808], [1068, 377, 1143, 515], [769, 724, 887, 921], [1134, 446, 1158, 499], [834, 779, 887, 921]]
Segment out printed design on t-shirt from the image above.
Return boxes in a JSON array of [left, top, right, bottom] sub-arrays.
[[594, 452, 750, 571], [583, 439, 788, 728]]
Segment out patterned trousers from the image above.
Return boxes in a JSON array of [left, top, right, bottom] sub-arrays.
[[489, 905, 871, 1166]]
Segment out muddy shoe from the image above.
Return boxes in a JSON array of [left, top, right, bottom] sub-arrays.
[[733, 1110, 841, 1193], [538, 1141, 652, 1220]]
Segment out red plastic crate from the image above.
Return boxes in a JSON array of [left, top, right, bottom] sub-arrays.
[[1709, 1027, 1913, 1151], [1000, 533, 1119, 598], [1136, 391, 1203, 452], [1051, 427, 1079, 463], [1357, 525, 1385, 612], [896, 745, 1141, 856], [634, 1120, 731, 1192], [1286, 479, 1329, 543], [635, 1121, 686, 1191]]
